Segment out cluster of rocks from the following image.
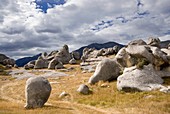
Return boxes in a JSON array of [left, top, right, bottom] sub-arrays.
[[80, 45, 120, 73], [88, 37, 170, 92], [24, 45, 80, 70], [0, 53, 15, 69], [24, 38, 170, 109]]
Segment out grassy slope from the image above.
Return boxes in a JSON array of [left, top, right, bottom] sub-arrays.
[[0, 64, 170, 114]]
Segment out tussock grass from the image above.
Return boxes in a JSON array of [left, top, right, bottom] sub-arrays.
[[0, 64, 170, 114]]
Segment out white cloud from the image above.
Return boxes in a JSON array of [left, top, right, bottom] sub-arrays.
[[0, 0, 170, 59]]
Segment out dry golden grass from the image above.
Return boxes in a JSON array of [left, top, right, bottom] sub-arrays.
[[0, 64, 170, 114]]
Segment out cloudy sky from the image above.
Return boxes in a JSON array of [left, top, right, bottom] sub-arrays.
[[0, 0, 170, 59]]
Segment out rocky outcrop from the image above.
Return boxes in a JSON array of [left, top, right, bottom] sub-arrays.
[[25, 77, 51, 109], [0, 53, 9, 63], [24, 45, 73, 70], [71, 51, 80, 60], [0, 53, 15, 67], [55, 45, 71, 64], [3, 58, 15, 66], [80, 46, 121, 73], [117, 64, 164, 92], [34, 57, 48, 69], [88, 59, 121, 84]]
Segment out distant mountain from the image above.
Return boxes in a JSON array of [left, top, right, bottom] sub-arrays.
[[75, 42, 124, 56], [16, 53, 41, 67], [160, 40, 170, 48]]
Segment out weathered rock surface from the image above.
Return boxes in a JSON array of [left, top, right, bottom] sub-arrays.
[[48, 58, 59, 69], [3, 59, 15, 66], [34, 57, 48, 69], [117, 64, 164, 92], [77, 84, 90, 95], [88, 59, 121, 84], [69, 58, 77, 64], [25, 77, 51, 109], [128, 39, 147, 45], [55, 62, 64, 69], [71, 51, 80, 60], [147, 37, 161, 48], [55, 45, 71, 64], [0, 53, 9, 63]]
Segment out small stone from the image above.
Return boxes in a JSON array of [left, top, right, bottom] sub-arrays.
[[59, 91, 69, 98], [77, 84, 90, 95], [101, 83, 109, 88]]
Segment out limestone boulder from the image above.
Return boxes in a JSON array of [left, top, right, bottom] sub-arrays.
[[69, 58, 77, 64], [125, 45, 154, 64], [128, 39, 147, 45], [71, 51, 80, 60], [48, 58, 59, 69], [77, 84, 90, 95], [55, 62, 64, 69], [0, 53, 9, 63], [88, 59, 121, 84], [24, 64, 34, 69], [3, 58, 15, 66], [55, 45, 71, 64], [115, 48, 132, 68], [25, 77, 51, 109], [147, 37, 161, 48], [34, 57, 47, 69], [117, 64, 164, 92]]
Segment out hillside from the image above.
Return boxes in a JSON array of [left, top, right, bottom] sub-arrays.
[[16, 54, 41, 67]]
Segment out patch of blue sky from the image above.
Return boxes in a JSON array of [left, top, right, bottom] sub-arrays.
[[34, 0, 66, 13]]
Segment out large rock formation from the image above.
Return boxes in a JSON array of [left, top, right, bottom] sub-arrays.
[[24, 45, 75, 70], [88, 59, 121, 84], [25, 77, 51, 109], [128, 39, 147, 45], [55, 44, 71, 64], [147, 37, 161, 48], [34, 56, 48, 69], [0, 53, 15, 67], [0, 53, 9, 63], [117, 64, 164, 92]]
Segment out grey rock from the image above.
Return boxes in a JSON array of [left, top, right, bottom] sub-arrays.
[[88, 59, 121, 84], [55, 44, 71, 64], [71, 51, 80, 60], [77, 84, 90, 95], [3, 58, 15, 66], [55, 62, 64, 69], [160, 86, 170, 93], [24, 64, 34, 69], [115, 48, 131, 68], [25, 77, 51, 109], [128, 39, 147, 45], [0, 53, 9, 63], [149, 46, 169, 69], [125, 45, 154, 64], [48, 58, 59, 69], [59, 91, 69, 98], [41, 52, 48, 59], [34, 57, 46, 69], [117, 64, 164, 92], [147, 37, 161, 48], [69, 58, 76, 64]]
